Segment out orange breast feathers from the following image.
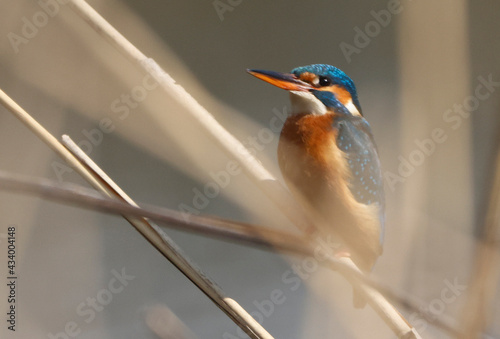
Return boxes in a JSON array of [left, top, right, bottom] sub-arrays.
[[277, 112, 382, 272], [278, 113, 350, 192]]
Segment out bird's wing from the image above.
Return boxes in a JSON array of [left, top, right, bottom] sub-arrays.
[[334, 116, 385, 242]]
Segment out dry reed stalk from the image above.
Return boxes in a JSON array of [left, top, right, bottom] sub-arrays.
[[2, 0, 425, 335], [0, 169, 462, 337], [458, 144, 500, 338], [0, 88, 274, 339]]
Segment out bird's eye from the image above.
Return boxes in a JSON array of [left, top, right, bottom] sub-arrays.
[[318, 76, 331, 87]]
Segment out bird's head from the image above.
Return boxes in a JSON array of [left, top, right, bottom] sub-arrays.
[[247, 64, 362, 116]]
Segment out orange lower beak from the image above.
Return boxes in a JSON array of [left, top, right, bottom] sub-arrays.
[[247, 69, 312, 91]]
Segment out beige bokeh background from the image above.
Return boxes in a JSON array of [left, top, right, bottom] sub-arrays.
[[0, 0, 499, 338]]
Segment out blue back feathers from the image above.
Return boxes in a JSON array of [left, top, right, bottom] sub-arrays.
[[334, 115, 385, 244], [335, 119, 383, 205]]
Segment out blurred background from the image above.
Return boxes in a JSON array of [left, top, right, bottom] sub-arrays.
[[0, 0, 499, 338]]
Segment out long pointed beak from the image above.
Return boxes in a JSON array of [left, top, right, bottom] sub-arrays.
[[247, 69, 312, 91]]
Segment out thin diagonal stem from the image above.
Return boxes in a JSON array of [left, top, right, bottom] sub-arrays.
[[0, 170, 467, 337], [65, 1, 420, 336], [0, 171, 311, 256], [67, 0, 311, 233], [1, 1, 424, 336], [0, 88, 273, 339]]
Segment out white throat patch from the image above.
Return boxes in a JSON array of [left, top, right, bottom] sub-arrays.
[[345, 99, 361, 116], [289, 91, 327, 115]]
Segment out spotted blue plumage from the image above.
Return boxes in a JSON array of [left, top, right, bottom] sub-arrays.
[[336, 117, 385, 244]]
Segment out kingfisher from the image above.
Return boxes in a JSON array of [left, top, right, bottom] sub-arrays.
[[247, 64, 384, 308]]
